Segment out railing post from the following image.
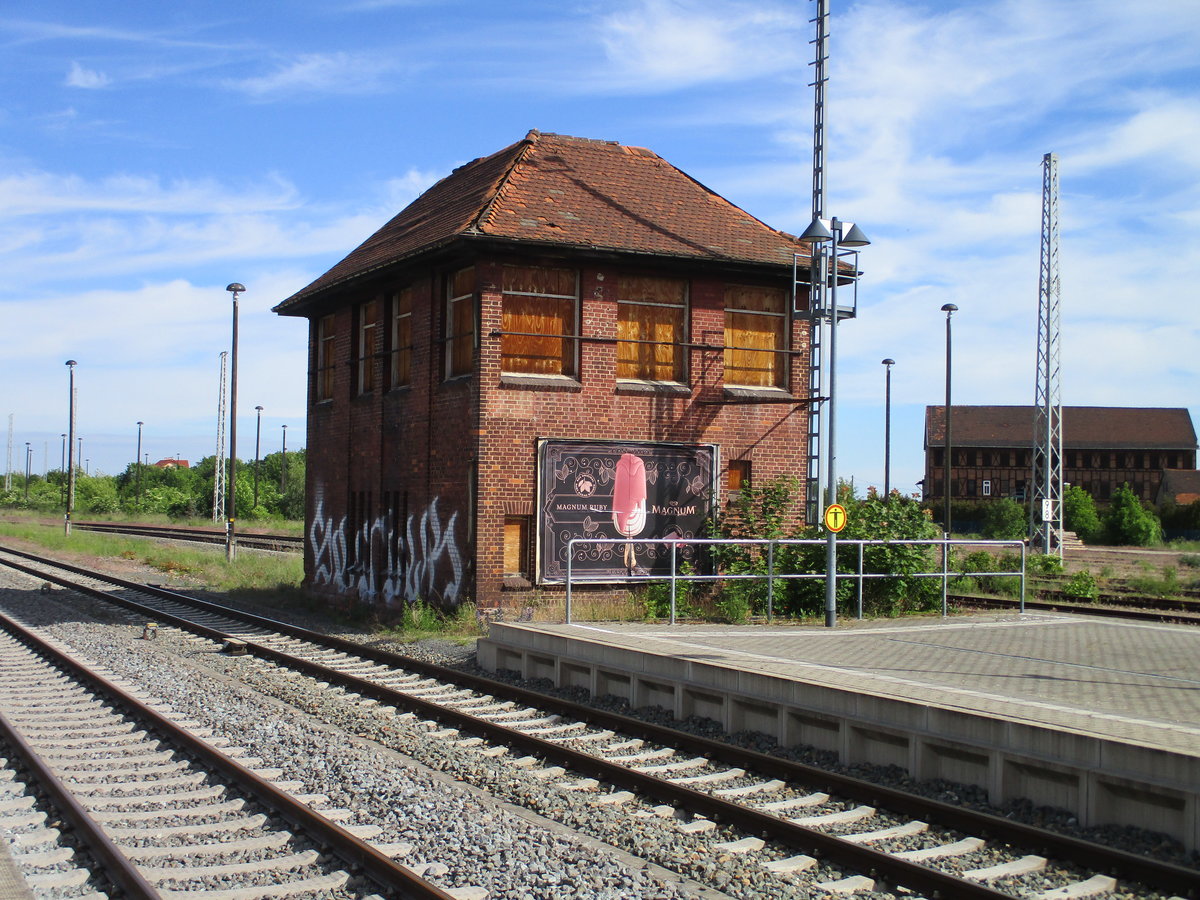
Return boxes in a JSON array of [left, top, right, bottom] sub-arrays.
[[767, 541, 775, 622], [566, 539, 574, 624], [941, 534, 950, 617], [1019, 540, 1027, 613], [670, 541, 678, 626], [856, 542, 864, 619]]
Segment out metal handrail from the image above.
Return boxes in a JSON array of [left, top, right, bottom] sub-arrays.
[[564, 536, 1026, 624]]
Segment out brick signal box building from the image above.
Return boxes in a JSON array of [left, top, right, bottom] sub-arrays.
[[275, 131, 819, 610]]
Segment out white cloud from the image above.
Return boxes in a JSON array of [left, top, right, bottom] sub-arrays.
[[65, 61, 109, 88], [595, 0, 805, 91], [0, 171, 299, 216], [226, 52, 405, 99]]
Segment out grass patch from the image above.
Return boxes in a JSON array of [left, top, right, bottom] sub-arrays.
[[1126, 565, 1180, 599], [0, 518, 303, 594]]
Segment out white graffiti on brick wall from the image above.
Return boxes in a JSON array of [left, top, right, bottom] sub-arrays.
[[309, 489, 464, 606]]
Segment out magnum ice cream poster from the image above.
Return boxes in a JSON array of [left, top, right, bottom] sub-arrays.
[[536, 439, 716, 582]]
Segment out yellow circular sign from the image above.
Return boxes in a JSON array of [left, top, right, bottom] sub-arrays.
[[823, 503, 848, 533]]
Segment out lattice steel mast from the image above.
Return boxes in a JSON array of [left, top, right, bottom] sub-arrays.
[[799, 0, 830, 525], [1031, 152, 1063, 555], [213, 351, 227, 523]]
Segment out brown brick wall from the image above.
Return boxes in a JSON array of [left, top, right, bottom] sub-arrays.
[[302, 251, 809, 611]]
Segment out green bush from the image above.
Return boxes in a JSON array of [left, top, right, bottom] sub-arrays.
[[1063, 485, 1104, 543], [1104, 484, 1162, 546], [981, 498, 1026, 540], [780, 488, 943, 618], [1028, 553, 1064, 576], [1062, 570, 1098, 601]]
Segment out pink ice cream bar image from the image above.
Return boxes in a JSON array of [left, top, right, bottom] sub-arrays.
[[612, 453, 647, 537]]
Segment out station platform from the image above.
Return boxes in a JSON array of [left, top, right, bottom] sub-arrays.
[[479, 612, 1200, 849]]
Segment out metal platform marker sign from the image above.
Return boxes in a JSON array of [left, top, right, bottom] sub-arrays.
[[823, 503, 848, 533]]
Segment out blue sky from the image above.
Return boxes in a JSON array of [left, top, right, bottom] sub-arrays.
[[2, 0, 1198, 499]]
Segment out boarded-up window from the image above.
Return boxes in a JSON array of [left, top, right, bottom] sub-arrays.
[[724, 285, 786, 388], [315, 314, 335, 401], [447, 267, 475, 378], [501, 266, 578, 376], [356, 299, 379, 395], [503, 516, 530, 578], [728, 459, 751, 492], [390, 288, 412, 389], [617, 275, 686, 382]]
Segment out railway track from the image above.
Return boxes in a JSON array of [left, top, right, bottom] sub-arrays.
[[2, 544, 1197, 900], [72, 521, 302, 553], [0, 605, 460, 899], [952, 592, 1200, 625]]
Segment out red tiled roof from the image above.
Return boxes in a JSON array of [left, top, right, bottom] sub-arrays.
[[925, 406, 1197, 450], [275, 130, 812, 313], [1158, 469, 1200, 504]]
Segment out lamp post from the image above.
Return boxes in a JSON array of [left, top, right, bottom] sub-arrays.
[[941, 303, 958, 536], [800, 215, 870, 628], [65, 360, 77, 535], [253, 405, 263, 511], [882, 358, 895, 501], [135, 421, 144, 514], [225, 283, 245, 562], [59, 433, 66, 506], [24, 443, 31, 502], [280, 424, 288, 493]]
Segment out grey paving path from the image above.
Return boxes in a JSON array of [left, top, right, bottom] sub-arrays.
[[532, 612, 1200, 756]]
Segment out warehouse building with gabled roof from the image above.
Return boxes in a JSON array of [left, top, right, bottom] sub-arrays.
[[923, 405, 1197, 504], [275, 130, 820, 610]]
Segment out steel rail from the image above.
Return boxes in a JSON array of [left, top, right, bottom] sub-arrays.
[[72, 521, 302, 550], [0, 705, 160, 899], [0, 603, 457, 900], [4, 545, 1198, 897], [953, 593, 1200, 625]]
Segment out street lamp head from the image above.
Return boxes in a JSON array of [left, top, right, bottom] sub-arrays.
[[881, 358, 895, 367], [137, 420, 143, 426], [941, 303, 958, 314], [65, 359, 77, 368], [226, 283, 246, 294], [839, 222, 871, 247], [255, 405, 263, 412], [800, 216, 834, 243]]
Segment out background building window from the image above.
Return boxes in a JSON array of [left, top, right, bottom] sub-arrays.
[[315, 314, 335, 401], [356, 299, 379, 395], [390, 287, 412, 388], [447, 267, 475, 378], [503, 516, 530, 578], [616, 275, 686, 382], [501, 265, 578, 376], [724, 284, 786, 388]]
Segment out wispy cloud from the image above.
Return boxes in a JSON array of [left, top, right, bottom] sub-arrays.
[[225, 52, 407, 99], [592, 0, 805, 92], [0, 171, 299, 216], [65, 60, 109, 88]]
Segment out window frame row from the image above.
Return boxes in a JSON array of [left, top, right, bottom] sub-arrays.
[[315, 267, 795, 401]]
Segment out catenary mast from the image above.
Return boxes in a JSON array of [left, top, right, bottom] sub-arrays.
[[1031, 152, 1063, 555], [801, 0, 830, 525]]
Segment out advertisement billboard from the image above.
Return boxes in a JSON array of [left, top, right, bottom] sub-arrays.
[[536, 439, 717, 583]]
